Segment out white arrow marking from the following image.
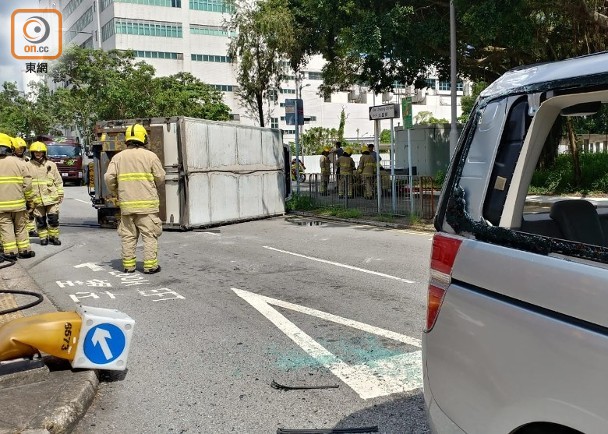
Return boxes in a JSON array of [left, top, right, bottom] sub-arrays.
[[92, 328, 113, 360], [74, 262, 104, 271], [263, 246, 415, 284], [232, 288, 422, 399]]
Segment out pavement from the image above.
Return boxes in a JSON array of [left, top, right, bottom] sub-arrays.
[[0, 258, 98, 434]]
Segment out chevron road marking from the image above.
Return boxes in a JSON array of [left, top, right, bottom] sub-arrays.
[[232, 288, 422, 400]]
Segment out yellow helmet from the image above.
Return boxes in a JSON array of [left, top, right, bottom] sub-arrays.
[[30, 141, 47, 153], [323, 147, 331, 152], [0, 133, 13, 150], [125, 124, 148, 146], [361, 144, 368, 152], [13, 137, 27, 149]]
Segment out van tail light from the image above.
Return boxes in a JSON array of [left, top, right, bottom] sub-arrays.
[[425, 233, 462, 332]]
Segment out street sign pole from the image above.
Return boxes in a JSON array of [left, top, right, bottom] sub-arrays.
[[402, 97, 415, 216], [294, 77, 301, 194], [375, 119, 381, 212], [390, 118, 396, 213]]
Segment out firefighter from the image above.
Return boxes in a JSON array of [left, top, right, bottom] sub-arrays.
[[104, 124, 165, 274], [319, 147, 331, 195], [0, 133, 34, 259], [12, 137, 37, 237], [357, 144, 376, 199], [337, 146, 355, 199], [29, 141, 64, 246]]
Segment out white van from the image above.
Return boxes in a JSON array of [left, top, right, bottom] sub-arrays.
[[423, 52, 608, 434]]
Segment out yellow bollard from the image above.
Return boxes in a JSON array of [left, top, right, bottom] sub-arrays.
[[0, 312, 82, 362]]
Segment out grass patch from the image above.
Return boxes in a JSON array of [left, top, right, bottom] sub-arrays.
[[317, 207, 363, 219], [286, 194, 316, 211]]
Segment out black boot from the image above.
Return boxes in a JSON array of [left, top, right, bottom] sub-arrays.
[[40, 239, 48, 246], [29, 230, 38, 237], [4, 253, 17, 261], [49, 237, 61, 246], [18, 251, 36, 259]]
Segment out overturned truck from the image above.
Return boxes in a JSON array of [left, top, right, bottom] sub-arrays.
[[89, 117, 290, 229]]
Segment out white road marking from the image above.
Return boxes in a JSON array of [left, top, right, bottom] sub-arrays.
[[72, 198, 90, 204], [195, 231, 221, 236], [263, 246, 415, 284], [232, 288, 422, 399], [74, 262, 104, 271]]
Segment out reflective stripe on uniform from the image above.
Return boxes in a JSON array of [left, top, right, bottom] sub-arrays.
[[118, 173, 154, 181], [143, 258, 158, 270], [0, 199, 26, 209], [119, 200, 160, 209], [123, 257, 136, 269], [2, 241, 17, 249], [0, 176, 24, 183], [16, 239, 30, 249]]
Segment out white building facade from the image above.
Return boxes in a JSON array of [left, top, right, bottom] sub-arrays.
[[41, 0, 469, 141]]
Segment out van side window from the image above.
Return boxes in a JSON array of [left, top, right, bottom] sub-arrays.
[[483, 98, 532, 225]]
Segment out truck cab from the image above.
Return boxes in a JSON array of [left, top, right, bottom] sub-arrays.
[[38, 136, 84, 185]]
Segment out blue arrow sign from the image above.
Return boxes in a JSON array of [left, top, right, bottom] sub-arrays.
[[83, 323, 126, 365]]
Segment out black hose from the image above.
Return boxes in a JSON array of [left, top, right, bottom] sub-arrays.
[[0, 254, 16, 270], [0, 289, 44, 315]]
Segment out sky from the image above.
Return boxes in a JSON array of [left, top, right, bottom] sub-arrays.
[[1, 0, 45, 91]]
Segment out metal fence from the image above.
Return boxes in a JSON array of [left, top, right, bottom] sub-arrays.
[[293, 173, 439, 219]]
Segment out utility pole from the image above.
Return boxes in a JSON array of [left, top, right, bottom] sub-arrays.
[[449, 0, 458, 157]]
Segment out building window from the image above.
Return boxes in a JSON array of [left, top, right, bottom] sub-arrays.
[[189, 0, 233, 13], [65, 7, 94, 43], [134, 50, 181, 59], [108, 19, 183, 40], [100, 0, 114, 10], [309, 116, 317, 122], [280, 89, 296, 94], [271, 118, 278, 129], [209, 84, 234, 92], [112, 0, 181, 6], [80, 37, 94, 49], [438, 81, 464, 91], [307, 72, 323, 80], [425, 79, 436, 89], [324, 94, 331, 103], [190, 24, 233, 36], [63, 0, 86, 18], [191, 54, 231, 63], [283, 129, 295, 135]]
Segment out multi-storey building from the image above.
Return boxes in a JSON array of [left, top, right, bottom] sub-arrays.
[[40, 0, 469, 142]]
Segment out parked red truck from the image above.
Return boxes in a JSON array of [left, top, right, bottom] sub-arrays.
[[36, 135, 85, 185]]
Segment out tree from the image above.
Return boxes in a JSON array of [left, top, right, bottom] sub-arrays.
[[50, 46, 156, 144], [337, 108, 346, 143], [285, 1, 608, 95], [150, 72, 230, 120], [380, 129, 392, 144], [458, 81, 488, 123], [49, 46, 231, 144], [0, 81, 59, 137], [227, 0, 297, 127], [299, 127, 338, 155], [415, 111, 449, 125]]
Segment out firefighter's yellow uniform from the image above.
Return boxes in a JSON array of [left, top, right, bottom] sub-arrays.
[[0, 134, 34, 259], [337, 147, 355, 198], [29, 142, 64, 246], [319, 148, 331, 195], [12, 137, 37, 237], [104, 124, 165, 274], [357, 146, 376, 199]]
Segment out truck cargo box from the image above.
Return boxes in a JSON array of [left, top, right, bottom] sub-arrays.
[[89, 117, 289, 229]]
